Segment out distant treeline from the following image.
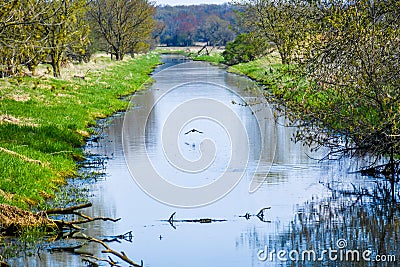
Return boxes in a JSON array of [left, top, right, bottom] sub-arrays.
[[155, 4, 239, 47]]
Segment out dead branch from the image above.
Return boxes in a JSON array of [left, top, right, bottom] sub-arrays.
[[37, 203, 120, 230], [38, 203, 92, 216], [82, 254, 122, 267], [165, 212, 226, 229], [102, 231, 133, 243], [78, 233, 143, 267]]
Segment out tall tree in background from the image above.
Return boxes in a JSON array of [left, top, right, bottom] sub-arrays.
[[43, 0, 89, 77], [88, 0, 155, 60], [203, 15, 235, 46], [156, 4, 237, 46], [235, 0, 310, 64]]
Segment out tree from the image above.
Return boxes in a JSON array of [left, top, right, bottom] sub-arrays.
[[283, 0, 400, 178], [42, 0, 89, 77], [203, 15, 235, 46], [0, 0, 50, 76], [155, 4, 238, 47], [222, 33, 269, 65], [234, 0, 311, 64], [0, 0, 90, 77], [88, 0, 155, 60]]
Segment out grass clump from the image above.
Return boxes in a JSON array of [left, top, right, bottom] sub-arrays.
[[0, 53, 161, 209]]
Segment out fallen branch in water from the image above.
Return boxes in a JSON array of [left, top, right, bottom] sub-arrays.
[[37, 203, 121, 231], [239, 207, 272, 223], [78, 233, 143, 267], [82, 255, 122, 267], [1, 203, 120, 234], [164, 212, 227, 229], [1, 203, 139, 267]]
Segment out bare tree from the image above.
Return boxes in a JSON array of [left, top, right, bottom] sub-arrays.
[[88, 0, 155, 60]]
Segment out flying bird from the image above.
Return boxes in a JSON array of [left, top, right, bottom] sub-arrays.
[[184, 128, 203, 135]]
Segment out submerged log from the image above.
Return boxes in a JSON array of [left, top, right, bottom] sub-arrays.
[[165, 212, 226, 229]]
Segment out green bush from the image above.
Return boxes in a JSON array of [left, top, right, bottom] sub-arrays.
[[223, 34, 268, 65]]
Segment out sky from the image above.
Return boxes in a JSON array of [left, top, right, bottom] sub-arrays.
[[155, 0, 229, 6]]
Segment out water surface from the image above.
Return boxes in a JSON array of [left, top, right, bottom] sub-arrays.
[[9, 55, 399, 267]]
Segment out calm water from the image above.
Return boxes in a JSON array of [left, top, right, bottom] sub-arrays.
[[8, 55, 399, 266]]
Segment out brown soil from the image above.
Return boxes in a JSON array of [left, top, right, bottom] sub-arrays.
[[0, 204, 54, 235]]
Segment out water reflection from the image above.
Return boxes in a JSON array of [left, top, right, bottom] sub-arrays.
[[4, 55, 398, 267]]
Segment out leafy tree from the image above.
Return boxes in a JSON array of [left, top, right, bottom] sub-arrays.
[[0, 0, 49, 76], [0, 0, 90, 77], [222, 33, 269, 65], [42, 0, 89, 77], [283, 0, 400, 178], [88, 0, 155, 60], [234, 0, 310, 64]]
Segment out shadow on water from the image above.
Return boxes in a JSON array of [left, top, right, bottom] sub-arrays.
[[2, 54, 399, 266]]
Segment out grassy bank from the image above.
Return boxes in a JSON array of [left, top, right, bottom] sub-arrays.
[[0, 53, 161, 209]]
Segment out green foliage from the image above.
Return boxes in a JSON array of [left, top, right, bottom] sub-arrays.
[[0, 53, 160, 209], [44, 0, 90, 77], [0, 0, 90, 77], [233, 0, 400, 174], [223, 33, 268, 65], [192, 53, 225, 64], [291, 0, 400, 163], [235, 0, 311, 64]]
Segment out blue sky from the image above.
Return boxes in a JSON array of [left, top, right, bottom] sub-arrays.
[[155, 0, 229, 6]]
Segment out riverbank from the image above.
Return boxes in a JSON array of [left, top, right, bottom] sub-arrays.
[[0, 53, 161, 210]]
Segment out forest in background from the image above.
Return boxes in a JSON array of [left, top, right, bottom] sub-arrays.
[[0, 1, 238, 78], [155, 4, 238, 47]]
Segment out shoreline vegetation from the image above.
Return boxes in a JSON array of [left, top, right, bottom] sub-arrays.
[[0, 52, 161, 211], [184, 49, 399, 175]]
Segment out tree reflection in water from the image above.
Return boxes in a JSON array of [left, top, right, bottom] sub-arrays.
[[272, 180, 400, 266]]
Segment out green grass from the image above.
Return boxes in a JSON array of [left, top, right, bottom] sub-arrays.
[[191, 53, 225, 64], [0, 52, 161, 209]]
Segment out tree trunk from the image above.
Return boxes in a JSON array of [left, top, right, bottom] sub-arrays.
[[51, 49, 61, 77]]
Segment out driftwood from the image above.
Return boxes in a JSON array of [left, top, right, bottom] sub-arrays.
[[0, 203, 120, 233], [164, 212, 226, 229], [78, 233, 143, 267], [239, 207, 272, 222], [197, 45, 209, 56], [36, 203, 121, 231], [0, 203, 140, 267]]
